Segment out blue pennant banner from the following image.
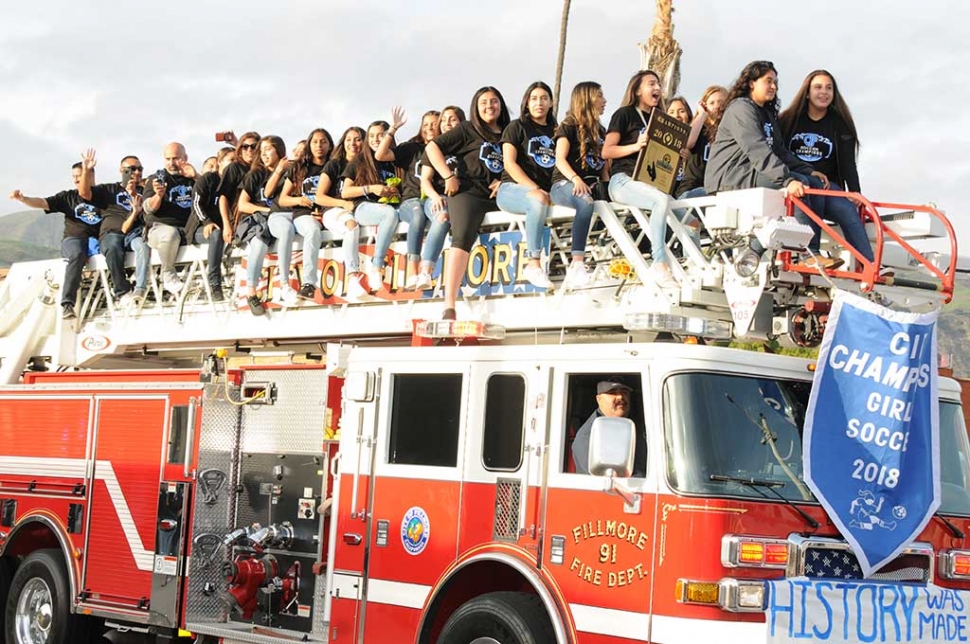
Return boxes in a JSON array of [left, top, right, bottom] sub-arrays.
[[804, 292, 940, 577]]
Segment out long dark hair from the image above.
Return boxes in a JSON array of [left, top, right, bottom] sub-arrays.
[[330, 127, 366, 162], [251, 135, 285, 172], [292, 128, 333, 192], [469, 86, 511, 140], [725, 60, 780, 115], [519, 81, 558, 128], [560, 81, 605, 171], [778, 69, 860, 152], [410, 110, 441, 144], [439, 105, 467, 134], [619, 70, 664, 111]]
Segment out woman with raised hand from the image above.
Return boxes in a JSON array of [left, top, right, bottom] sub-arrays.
[[778, 69, 873, 263], [602, 70, 685, 288], [277, 128, 333, 300], [413, 106, 467, 291], [237, 135, 296, 314], [677, 85, 727, 199], [496, 81, 558, 288], [549, 81, 609, 288], [424, 87, 510, 319], [704, 60, 848, 269], [315, 127, 369, 300], [375, 107, 441, 290], [340, 132, 401, 292]]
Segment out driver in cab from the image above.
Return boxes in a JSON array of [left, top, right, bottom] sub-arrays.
[[571, 379, 647, 477]]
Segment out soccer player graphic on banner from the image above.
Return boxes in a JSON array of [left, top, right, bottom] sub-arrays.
[[803, 290, 939, 578]]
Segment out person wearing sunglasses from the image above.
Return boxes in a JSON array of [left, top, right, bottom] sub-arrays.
[[217, 131, 261, 231], [78, 152, 148, 307], [188, 146, 237, 301]]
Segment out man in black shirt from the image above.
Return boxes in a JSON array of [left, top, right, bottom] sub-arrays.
[[143, 142, 196, 294], [9, 160, 102, 319], [78, 151, 146, 307]]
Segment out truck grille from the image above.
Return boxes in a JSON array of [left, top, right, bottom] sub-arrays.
[[789, 536, 932, 583]]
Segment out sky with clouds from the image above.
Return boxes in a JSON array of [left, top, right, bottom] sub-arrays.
[[1, 0, 967, 253]]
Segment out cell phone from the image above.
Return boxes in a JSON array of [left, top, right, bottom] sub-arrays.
[[154, 169, 167, 186], [121, 168, 133, 187], [215, 131, 230, 142]]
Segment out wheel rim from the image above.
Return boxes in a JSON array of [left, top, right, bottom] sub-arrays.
[[14, 578, 53, 644], [469, 639, 501, 644]]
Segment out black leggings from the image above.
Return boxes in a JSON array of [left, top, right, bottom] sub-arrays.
[[448, 192, 495, 252]]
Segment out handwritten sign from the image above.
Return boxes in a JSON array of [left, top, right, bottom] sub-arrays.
[[804, 292, 940, 577], [767, 579, 970, 644], [567, 520, 649, 589]]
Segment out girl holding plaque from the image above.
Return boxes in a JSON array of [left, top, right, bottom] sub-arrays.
[[778, 70, 874, 263], [602, 70, 685, 288]]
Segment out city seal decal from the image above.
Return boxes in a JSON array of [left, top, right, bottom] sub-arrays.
[[401, 506, 430, 556]]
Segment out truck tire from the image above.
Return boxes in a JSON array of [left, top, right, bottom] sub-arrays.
[[3, 549, 98, 644], [0, 556, 18, 635], [437, 591, 555, 644]]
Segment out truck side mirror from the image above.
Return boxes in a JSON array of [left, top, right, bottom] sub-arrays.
[[588, 417, 635, 478]]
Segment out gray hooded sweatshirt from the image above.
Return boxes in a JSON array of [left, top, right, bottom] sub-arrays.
[[704, 97, 814, 194]]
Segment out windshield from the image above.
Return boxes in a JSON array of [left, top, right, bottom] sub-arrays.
[[663, 372, 970, 515]]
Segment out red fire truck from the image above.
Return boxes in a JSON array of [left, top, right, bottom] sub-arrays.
[[0, 189, 961, 643]]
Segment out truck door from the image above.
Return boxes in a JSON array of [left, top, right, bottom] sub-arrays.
[[82, 395, 171, 611], [538, 366, 658, 642], [358, 364, 470, 643]]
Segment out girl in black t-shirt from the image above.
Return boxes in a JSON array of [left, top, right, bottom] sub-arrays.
[[217, 131, 260, 230], [496, 81, 558, 289], [375, 108, 441, 290], [315, 127, 369, 300], [425, 86, 511, 320], [416, 106, 467, 291], [602, 70, 685, 289], [677, 85, 727, 199], [277, 128, 333, 299], [237, 135, 298, 311], [778, 69, 873, 263], [366, 120, 399, 184], [549, 81, 609, 288]]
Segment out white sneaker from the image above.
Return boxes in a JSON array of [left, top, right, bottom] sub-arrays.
[[162, 274, 183, 295], [346, 274, 368, 300], [119, 291, 138, 309], [523, 264, 553, 289], [365, 264, 384, 291], [404, 273, 419, 291], [649, 263, 680, 289], [413, 272, 433, 291], [278, 285, 300, 307], [565, 262, 590, 288]]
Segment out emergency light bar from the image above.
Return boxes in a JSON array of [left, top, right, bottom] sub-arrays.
[[623, 313, 732, 340], [414, 320, 506, 341], [939, 550, 970, 580], [721, 535, 790, 568]]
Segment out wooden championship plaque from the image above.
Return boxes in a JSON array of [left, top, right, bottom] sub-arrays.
[[633, 109, 690, 195]]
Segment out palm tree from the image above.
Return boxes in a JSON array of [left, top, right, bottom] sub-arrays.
[[553, 0, 572, 117]]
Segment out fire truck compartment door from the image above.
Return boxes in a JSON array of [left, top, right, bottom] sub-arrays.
[[149, 480, 191, 628]]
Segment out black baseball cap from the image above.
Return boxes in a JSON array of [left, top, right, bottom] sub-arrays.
[[597, 379, 633, 395]]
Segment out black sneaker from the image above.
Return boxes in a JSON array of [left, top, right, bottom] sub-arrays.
[[298, 283, 316, 300], [442, 307, 456, 321], [211, 287, 225, 302], [61, 303, 76, 320], [247, 295, 265, 316]]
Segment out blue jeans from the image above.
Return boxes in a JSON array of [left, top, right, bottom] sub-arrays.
[[820, 195, 874, 262], [125, 230, 150, 292], [422, 198, 450, 267], [497, 182, 549, 260], [100, 232, 132, 296], [193, 226, 226, 288], [294, 214, 323, 284], [549, 180, 594, 257], [676, 187, 708, 199], [355, 202, 398, 269], [609, 173, 679, 264], [60, 236, 87, 306], [397, 198, 427, 261]]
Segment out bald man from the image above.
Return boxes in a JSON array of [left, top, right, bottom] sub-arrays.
[[142, 142, 197, 294]]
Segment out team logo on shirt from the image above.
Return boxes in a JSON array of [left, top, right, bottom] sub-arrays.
[[762, 122, 774, 147], [479, 142, 503, 174], [702, 142, 711, 163], [527, 135, 556, 168], [790, 132, 833, 163], [302, 175, 320, 200], [378, 165, 396, 182], [259, 187, 273, 208], [116, 191, 133, 212], [584, 137, 605, 171], [168, 185, 193, 209], [74, 203, 102, 225]]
